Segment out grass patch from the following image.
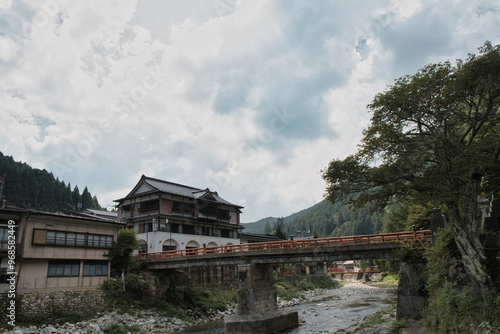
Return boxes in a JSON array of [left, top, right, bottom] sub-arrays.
[[390, 318, 406, 334], [275, 275, 341, 301], [374, 274, 399, 284], [355, 305, 396, 332], [7, 308, 95, 328]]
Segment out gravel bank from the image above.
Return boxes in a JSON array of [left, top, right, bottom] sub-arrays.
[[1, 283, 396, 334], [285, 282, 398, 334]]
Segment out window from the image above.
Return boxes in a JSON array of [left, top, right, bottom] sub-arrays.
[[76, 233, 86, 246], [138, 200, 159, 213], [198, 202, 218, 219], [162, 245, 176, 251], [172, 202, 195, 217], [47, 260, 80, 277], [0, 228, 11, 250], [183, 225, 195, 235], [171, 223, 180, 233], [138, 222, 153, 233], [34, 229, 113, 248], [83, 261, 108, 276], [217, 209, 230, 222]]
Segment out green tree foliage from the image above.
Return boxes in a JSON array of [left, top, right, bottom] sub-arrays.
[[81, 186, 93, 210], [423, 229, 500, 332], [0, 152, 103, 212], [72, 185, 81, 208], [383, 202, 433, 233], [272, 217, 287, 239], [282, 200, 385, 238], [322, 42, 500, 296], [108, 229, 140, 276]]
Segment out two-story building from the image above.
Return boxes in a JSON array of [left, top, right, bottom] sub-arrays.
[[0, 201, 122, 293], [115, 175, 243, 253]]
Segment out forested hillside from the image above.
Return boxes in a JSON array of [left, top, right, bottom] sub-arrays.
[[241, 205, 315, 233], [282, 199, 385, 237], [0, 152, 102, 212], [242, 199, 386, 238]]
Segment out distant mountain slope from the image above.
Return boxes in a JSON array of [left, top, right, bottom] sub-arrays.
[[241, 205, 315, 234], [242, 199, 386, 238], [0, 152, 102, 213]]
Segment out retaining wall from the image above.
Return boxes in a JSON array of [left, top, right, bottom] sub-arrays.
[[18, 288, 105, 315]]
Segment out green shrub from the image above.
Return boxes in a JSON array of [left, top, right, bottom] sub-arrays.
[[14, 307, 94, 328], [274, 275, 340, 300], [101, 273, 148, 310], [104, 322, 143, 334], [181, 284, 236, 312], [390, 318, 406, 334]]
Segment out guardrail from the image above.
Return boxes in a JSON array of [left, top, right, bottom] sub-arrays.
[[328, 267, 380, 274], [137, 230, 432, 261]]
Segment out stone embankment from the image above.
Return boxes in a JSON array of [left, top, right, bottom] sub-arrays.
[[1, 289, 330, 334], [1, 307, 234, 334]]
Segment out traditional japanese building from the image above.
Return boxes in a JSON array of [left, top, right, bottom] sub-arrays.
[[114, 175, 243, 253], [0, 201, 121, 292]]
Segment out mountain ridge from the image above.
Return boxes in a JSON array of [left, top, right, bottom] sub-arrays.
[[241, 199, 386, 238]]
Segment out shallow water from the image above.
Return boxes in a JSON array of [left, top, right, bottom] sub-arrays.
[[181, 283, 397, 334], [181, 318, 224, 333], [286, 283, 397, 333]]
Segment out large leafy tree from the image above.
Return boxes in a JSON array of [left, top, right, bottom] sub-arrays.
[[322, 42, 500, 297], [109, 228, 141, 276]]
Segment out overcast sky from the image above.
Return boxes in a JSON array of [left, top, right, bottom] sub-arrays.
[[1, 0, 499, 223]]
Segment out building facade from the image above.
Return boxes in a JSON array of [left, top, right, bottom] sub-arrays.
[[0, 202, 121, 292], [115, 175, 243, 253]]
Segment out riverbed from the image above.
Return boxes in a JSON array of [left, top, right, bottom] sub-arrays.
[[286, 282, 397, 333], [183, 282, 397, 334]]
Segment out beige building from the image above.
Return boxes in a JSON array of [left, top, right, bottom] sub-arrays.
[[0, 201, 122, 292]]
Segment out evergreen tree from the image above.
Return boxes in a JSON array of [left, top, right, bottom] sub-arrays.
[[72, 185, 81, 209], [91, 196, 101, 209], [0, 152, 101, 213], [81, 186, 93, 210]]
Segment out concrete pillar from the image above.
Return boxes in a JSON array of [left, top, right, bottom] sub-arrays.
[[226, 263, 299, 333], [237, 263, 277, 315], [316, 262, 328, 275]]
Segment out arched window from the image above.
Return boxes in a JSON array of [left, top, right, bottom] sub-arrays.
[[186, 240, 200, 249], [162, 239, 178, 251]]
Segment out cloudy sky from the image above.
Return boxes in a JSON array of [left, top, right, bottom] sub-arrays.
[[1, 0, 499, 223]]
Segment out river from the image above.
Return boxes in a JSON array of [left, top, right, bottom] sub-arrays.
[[183, 282, 397, 334]]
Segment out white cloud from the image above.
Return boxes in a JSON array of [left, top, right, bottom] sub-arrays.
[[1, 0, 499, 222]]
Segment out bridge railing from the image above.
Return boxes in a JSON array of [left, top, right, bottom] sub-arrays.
[[137, 230, 432, 261], [328, 267, 380, 274]]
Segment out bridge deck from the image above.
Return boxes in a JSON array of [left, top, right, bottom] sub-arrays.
[[138, 230, 432, 269]]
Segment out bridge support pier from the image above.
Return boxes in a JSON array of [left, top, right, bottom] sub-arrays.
[[225, 263, 299, 333]]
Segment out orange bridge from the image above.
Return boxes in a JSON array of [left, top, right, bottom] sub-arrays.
[[138, 230, 432, 269]]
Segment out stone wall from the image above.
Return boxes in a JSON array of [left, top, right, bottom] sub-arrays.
[[19, 288, 105, 315]]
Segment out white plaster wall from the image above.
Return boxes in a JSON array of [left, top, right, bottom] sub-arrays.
[[137, 231, 239, 253]]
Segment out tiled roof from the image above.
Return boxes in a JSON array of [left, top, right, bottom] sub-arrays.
[[116, 175, 243, 208]]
